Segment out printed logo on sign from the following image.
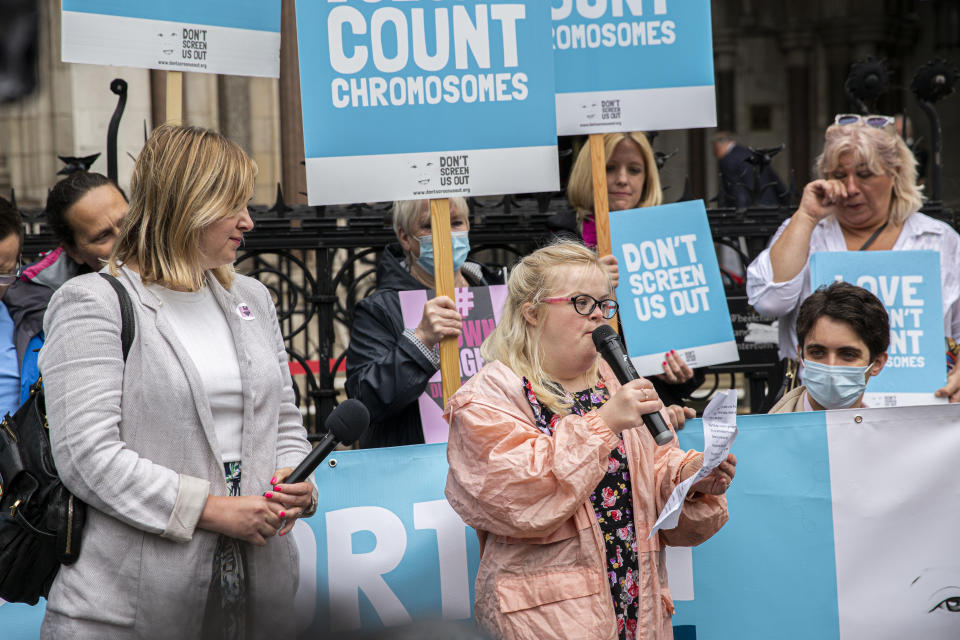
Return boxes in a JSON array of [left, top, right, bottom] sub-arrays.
[[181, 28, 209, 62], [601, 99, 622, 122], [581, 101, 601, 120], [158, 30, 180, 59], [409, 161, 435, 187], [439, 155, 471, 189]]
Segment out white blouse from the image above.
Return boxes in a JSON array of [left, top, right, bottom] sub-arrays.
[[147, 283, 244, 461], [746, 212, 960, 359]]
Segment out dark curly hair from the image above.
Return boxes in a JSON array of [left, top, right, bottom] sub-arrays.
[[797, 281, 890, 361], [0, 196, 23, 247], [45, 172, 125, 247]]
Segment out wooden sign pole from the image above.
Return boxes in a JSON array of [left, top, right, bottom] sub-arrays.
[[166, 71, 184, 126], [588, 133, 620, 330], [429, 198, 461, 405]]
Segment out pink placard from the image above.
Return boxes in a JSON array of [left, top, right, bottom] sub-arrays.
[[398, 285, 507, 443]]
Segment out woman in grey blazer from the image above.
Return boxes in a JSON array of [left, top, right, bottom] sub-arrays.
[[38, 124, 316, 640]]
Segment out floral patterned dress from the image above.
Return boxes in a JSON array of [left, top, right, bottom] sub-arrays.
[[523, 378, 640, 640]]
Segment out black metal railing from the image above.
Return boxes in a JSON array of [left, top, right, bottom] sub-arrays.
[[17, 196, 958, 434]]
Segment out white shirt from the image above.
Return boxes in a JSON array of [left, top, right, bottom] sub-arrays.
[[746, 212, 960, 359], [148, 283, 244, 462]]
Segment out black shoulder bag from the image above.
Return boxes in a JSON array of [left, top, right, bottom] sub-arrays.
[[0, 273, 135, 604]]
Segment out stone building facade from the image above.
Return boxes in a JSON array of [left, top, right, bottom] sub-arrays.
[[1, 0, 958, 211]]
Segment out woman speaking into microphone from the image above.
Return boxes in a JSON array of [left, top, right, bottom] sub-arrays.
[[444, 241, 735, 640]]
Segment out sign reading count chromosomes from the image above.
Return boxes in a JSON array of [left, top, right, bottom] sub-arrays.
[[61, 0, 281, 77], [552, 0, 716, 134], [296, 0, 559, 205]]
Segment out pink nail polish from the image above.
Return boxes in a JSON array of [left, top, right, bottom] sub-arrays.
[[274, 485, 282, 492], [265, 492, 273, 499], [270, 477, 277, 485], [280, 531, 285, 536], [662, 361, 667, 367], [280, 511, 285, 518]]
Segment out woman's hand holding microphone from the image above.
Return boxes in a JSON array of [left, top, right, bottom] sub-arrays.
[[597, 378, 663, 435], [197, 467, 316, 545]]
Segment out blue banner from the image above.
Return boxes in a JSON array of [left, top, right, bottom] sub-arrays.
[[809, 250, 946, 405], [551, 0, 716, 134], [611, 200, 738, 375], [6, 406, 960, 639], [295, 0, 560, 204]]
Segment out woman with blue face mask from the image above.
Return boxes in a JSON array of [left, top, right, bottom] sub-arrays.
[[345, 198, 505, 448], [769, 281, 890, 413]]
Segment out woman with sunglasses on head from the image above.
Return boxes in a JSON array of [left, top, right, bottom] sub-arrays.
[[445, 241, 735, 640], [559, 133, 702, 415], [747, 114, 960, 402]]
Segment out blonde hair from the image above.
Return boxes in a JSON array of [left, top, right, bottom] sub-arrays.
[[481, 241, 610, 414], [567, 132, 663, 228], [816, 123, 924, 225], [109, 124, 257, 290]]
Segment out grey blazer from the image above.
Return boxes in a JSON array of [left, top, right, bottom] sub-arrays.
[[37, 267, 312, 639]]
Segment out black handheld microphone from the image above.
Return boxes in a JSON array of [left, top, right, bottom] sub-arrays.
[[284, 399, 370, 484], [591, 325, 673, 446]]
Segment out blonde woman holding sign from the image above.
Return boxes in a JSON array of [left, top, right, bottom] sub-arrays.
[[345, 198, 505, 448], [560, 132, 702, 412], [444, 241, 734, 640]]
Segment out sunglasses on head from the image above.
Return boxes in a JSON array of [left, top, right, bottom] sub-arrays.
[[834, 113, 895, 130]]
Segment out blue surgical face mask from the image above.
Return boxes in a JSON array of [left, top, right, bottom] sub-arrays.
[[417, 231, 470, 274], [801, 359, 873, 409]]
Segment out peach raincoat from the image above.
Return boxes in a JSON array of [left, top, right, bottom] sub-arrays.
[[445, 361, 728, 640]]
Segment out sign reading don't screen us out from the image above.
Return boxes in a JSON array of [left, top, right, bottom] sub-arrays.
[[296, 0, 560, 205]]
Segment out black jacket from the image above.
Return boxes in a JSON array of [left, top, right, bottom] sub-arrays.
[[345, 243, 504, 448]]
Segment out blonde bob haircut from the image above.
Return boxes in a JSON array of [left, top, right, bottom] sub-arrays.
[[815, 123, 923, 226], [109, 124, 257, 291], [567, 132, 663, 227], [481, 240, 611, 415]]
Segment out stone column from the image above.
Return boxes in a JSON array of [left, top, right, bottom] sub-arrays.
[[781, 31, 813, 186]]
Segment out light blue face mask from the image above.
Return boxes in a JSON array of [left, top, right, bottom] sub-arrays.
[[801, 359, 873, 409], [417, 231, 470, 274]]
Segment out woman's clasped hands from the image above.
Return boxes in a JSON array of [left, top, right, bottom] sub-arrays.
[[199, 467, 315, 546]]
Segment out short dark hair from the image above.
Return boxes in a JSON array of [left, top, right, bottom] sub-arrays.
[[797, 281, 890, 361], [45, 172, 124, 247], [0, 196, 23, 248]]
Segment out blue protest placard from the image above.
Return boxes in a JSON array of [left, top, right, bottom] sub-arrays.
[[296, 0, 560, 205], [611, 200, 737, 375], [809, 251, 946, 406], [61, 0, 281, 77], [551, 0, 716, 135]]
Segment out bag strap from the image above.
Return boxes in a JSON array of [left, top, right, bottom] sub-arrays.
[[98, 273, 136, 361]]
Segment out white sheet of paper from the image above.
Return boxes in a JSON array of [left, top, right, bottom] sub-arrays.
[[647, 389, 738, 539]]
